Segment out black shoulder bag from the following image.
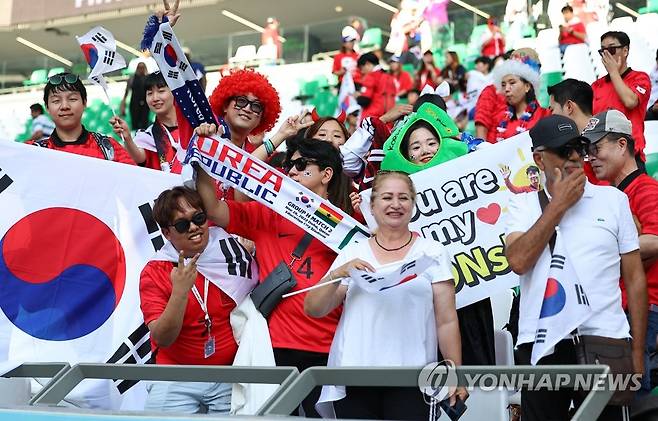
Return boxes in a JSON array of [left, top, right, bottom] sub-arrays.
[[250, 233, 313, 318], [538, 190, 634, 406]]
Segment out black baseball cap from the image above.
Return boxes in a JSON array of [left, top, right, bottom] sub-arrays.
[[529, 115, 588, 150]]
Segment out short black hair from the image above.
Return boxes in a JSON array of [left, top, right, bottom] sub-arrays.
[[357, 52, 379, 67], [561, 5, 573, 13], [526, 165, 540, 175], [547, 78, 593, 115], [474, 56, 493, 72], [43, 72, 87, 104], [284, 137, 344, 203], [601, 31, 630, 47], [152, 186, 206, 230], [400, 120, 440, 161], [144, 71, 168, 92], [30, 103, 44, 114]]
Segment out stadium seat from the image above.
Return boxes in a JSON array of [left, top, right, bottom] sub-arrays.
[[537, 46, 562, 73], [229, 45, 257, 66], [537, 28, 559, 49], [360, 27, 383, 50], [639, 0, 658, 13], [467, 24, 488, 56], [610, 16, 634, 30], [646, 153, 658, 181], [562, 43, 596, 84], [47, 67, 65, 77], [256, 44, 278, 61], [22, 69, 48, 86]]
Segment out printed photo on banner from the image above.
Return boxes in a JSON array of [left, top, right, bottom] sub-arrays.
[[360, 132, 536, 308]]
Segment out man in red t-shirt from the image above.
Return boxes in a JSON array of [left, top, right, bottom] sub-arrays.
[[592, 31, 651, 165], [389, 55, 414, 100], [356, 52, 397, 121], [558, 6, 587, 54], [196, 138, 344, 417], [140, 186, 256, 413], [583, 109, 658, 393], [29, 72, 134, 165]]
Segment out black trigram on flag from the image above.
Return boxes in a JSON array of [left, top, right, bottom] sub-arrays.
[[167, 70, 179, 79], [91, 32, 108, 44], [103, 50, 115, 65], [178, 61, 188, 71], [106, 323, 154, 394], [550, 254, 565, 270], [575, 284, 590, 306], [138, 202, 164, 251], [360, 273, 383, 284], [218, 238, 253, 278], [400, 260, 416, 275], [535, 328, 547, 344], [162, 31, 173, 41], [153, 42, 163, 54], [0, 167, 14, 195]]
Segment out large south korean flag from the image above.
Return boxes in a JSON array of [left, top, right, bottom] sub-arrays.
[[0, 142, 178, 408]]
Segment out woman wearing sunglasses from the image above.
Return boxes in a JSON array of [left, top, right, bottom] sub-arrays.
[[196, 138, 346, 417], [28, 72, 135, 165], [139, 186, 258, 414], [305, 171, 467, 419]]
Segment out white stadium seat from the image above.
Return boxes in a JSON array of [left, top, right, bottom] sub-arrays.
[[228, 45, 257, 66], [537, 28, 559, 49], [563, 43, 597, 84], [538, 46, 562, 73]]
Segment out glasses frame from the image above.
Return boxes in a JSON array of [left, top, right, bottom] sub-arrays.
[[597, 44, 627, 56], [232, 96, 264, 115], [534, 141, 589, 159], [47, 74, 80, 85], [169, 211, 207, 234], [284, 157, 320, 173]]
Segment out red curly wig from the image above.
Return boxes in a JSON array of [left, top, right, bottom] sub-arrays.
[[209, 69, 281, 135]]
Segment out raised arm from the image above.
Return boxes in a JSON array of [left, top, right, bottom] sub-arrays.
[[110, 116, 146, 164], [196, 166, 230, 227]]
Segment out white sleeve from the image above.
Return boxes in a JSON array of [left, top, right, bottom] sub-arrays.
[[133, 130, 157, 152], [340, 117, 376, 178], [505, 192, 533, 236], [617, 193, 640, 254], [325, 241, 357, 286], [425, 243, 455, 284]]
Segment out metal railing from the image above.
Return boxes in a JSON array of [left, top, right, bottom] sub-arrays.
[[32, 363, 299, 413], [2, 362, 71, 405], [259, 365, 614, 420]]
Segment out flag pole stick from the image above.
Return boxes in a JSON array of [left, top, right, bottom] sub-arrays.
[[99, 81, 126, 144], [282, 277, 344, 298]]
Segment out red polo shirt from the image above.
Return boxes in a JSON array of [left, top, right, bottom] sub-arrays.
[[474, 85, 508, 143], [392, 70, 414, 96], [29, 128, 135, 165], [359, 69, 397, 121], [592, 68, 651, 160], [559, 21, 586, 45], [618, 171, 658, 309]]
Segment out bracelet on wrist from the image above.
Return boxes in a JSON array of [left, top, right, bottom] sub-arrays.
[[264, 139, 275, 156]]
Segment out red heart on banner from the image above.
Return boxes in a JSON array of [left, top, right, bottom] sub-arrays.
[[476, 203, 501, 225]]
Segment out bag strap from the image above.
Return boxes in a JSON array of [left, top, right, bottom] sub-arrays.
[[538, 189, 557, 255], [90, 132, 115, 161], [289, 232, 314, 267]]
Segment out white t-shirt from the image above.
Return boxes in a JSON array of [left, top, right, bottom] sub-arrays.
[[505, 182, 639, 346], [32, 114, 55, 140], [316, 235, 453, 411]]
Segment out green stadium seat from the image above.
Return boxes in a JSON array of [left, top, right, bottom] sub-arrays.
[[646, 153, 658, 180], [639, 0, 658, 13], [71, 63, 89, 76], [47, 67, 65, 77], [537, 72, 563, 107], [15, 120, 33, 143], [312, 90, 338, 116], [23, 69, 48, 86], [360, 27, 383, 50]]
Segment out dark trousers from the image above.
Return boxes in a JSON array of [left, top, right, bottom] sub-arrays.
[[273, 348, 328, 418], [334, 386, 430, 420], [516, 341, 630, 421]]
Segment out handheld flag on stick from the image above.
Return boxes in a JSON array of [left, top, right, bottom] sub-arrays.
[[76, 26, 127, 140]]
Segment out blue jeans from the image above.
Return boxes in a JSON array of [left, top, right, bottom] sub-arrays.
[[642, 310, 658, 394], [145, 381, 231, 414]]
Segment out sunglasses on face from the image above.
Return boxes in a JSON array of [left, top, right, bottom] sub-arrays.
[[284, 157, 319, 173], [48, 74, 80, 85], [169, 212, 207, 234], [233, 96, 264, 115], [598, 45, 626, 56], [537, 141, 589, 159]]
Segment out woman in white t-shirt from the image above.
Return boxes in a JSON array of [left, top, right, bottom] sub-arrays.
[[305, 171, 467, 420]]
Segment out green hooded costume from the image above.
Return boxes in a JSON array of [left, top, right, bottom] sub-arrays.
[[380, 102, 468, 174]]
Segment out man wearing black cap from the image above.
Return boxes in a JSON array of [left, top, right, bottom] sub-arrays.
[[584, 109, 658, 394], [505, 115, 647, 420]]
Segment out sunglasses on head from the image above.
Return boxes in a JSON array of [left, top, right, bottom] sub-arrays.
[[284, 157, 319, 173], [233, 96, 263, 115], [536, 140, 589, 159], [598, 45, 626, 56], [169, 211, 207, 234], [48, 74, 80, 85]]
